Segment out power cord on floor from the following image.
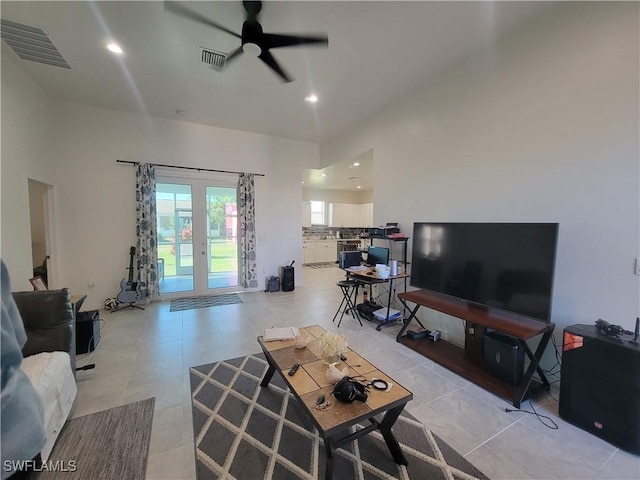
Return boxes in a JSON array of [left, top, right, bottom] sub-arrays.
[[505, 399, 558, 430]]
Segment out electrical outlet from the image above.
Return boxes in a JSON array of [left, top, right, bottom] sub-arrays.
[[635, 258, 640, 276]]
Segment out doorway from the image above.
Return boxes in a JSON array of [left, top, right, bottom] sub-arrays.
[[28, 179, 53, 287], [156, 178, 239, 296]]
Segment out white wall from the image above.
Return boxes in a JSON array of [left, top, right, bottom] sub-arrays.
[[1, 53, 56, 289], [2, 55, 319, 308], [321, 2, 640, 352]]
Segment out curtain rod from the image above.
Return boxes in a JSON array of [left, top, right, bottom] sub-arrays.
[[116, 160, 265, 177]]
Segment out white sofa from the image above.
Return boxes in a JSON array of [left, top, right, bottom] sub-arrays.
[[13, 289, 77, 461], [22, 352, 76, 460]]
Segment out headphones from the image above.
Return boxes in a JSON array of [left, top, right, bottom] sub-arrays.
[[332, 377, 369, 403]]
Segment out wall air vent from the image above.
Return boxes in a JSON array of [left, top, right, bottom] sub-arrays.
[[200, 47, 226, 71], [1, 18, 70, 69]]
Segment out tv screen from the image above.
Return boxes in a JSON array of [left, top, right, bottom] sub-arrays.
[[410, 223, 558, 322], [366, 246, 389, 266]]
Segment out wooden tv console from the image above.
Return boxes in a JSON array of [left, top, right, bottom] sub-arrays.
[[396, 289, 555, 408]]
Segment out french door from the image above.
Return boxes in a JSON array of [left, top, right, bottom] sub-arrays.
[[155, 176, 239, 296]]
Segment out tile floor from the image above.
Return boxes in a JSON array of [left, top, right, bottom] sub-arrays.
[[72, 265, 639, 480]]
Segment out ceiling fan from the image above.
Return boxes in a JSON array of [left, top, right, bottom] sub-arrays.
[[165, 1, 328, 83]]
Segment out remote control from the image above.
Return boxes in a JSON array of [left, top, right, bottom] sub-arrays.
[[288, 363, 300, 376]]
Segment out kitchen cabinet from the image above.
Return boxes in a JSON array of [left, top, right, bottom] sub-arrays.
[[302, 240, 317, 264], [360, 203, 373, 227], [329, 203, 373, 228], [302, 240, 337, 264], [316, 240, 336, 262], [328, 203, 342, 227], [342, 204, 358, 228]]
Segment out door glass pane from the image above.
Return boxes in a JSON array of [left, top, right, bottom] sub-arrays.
[[156, 183, 194, 293], [206, 186, 238, 289]]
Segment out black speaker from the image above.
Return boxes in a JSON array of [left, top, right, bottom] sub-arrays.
[[76, 310, 100, 354], [281, 265, 295, 292], [483, 330, 524, 386], [559, 324, 640, 454]]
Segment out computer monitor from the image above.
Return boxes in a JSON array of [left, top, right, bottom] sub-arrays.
[[339, 251, 362, 269], [366, 246, 389, 266]]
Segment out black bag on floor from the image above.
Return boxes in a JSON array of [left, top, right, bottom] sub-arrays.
[[356, 301, 383, 321]]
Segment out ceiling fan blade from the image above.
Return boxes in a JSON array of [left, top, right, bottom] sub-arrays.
[[224, 46, 244, 65], [263, 33, 329, 50], [258, 50, 292, 83], [165, 1, 241, 39]]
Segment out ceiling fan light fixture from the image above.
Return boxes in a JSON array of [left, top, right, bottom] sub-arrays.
[[242, 42, 261, 57]]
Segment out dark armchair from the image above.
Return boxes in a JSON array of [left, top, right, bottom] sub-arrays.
[[12, 288, 75, 372]]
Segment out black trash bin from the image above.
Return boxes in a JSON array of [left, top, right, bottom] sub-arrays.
[[281, 261, 295, 292]]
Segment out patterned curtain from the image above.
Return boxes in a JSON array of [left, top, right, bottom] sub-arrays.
[[238, 173, 258, 288], [136, 163, 159, 299]]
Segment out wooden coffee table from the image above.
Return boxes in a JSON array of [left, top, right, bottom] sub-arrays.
[[258, 325, 413, 480]]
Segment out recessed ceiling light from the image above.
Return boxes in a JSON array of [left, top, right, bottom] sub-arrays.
[[353, 162, 360, 167], [320, 173, 326, 177], [304, 94, 318, 103], [357, 186, 362, 189], [107, 42, 123, 54]]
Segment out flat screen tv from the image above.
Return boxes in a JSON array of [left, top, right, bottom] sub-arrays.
[[410, 223, 559, 322]]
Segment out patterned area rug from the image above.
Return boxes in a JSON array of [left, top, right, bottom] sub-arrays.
[[189, 354, 489, 480], [304, 262, 338, 269], [170, 293, 243, 312]]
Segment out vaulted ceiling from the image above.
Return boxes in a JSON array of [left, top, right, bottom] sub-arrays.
[[1, 1, 556, 189]]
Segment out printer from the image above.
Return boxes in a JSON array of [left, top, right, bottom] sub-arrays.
[[369, 223, 400, 237]]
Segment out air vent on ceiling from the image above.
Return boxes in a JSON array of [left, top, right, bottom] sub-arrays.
[[347, 176, 360, 180], [1, 18, 70, 69], [200, 47, 226, 72]]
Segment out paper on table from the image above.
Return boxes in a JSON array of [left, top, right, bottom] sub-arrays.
[[263, 327, 300, 341], [347, 266, 369, 271], [373, 308, 402, 320]]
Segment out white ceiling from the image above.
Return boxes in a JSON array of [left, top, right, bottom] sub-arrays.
[[1, 1, 556, 190]]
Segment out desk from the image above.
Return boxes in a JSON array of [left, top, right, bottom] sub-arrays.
[[344, 267, 409, 330], [258, 325, 413, 480], [396, 289, 555, 407]]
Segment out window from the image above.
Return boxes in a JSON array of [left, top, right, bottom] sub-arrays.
[[310, 201, 325, 225]]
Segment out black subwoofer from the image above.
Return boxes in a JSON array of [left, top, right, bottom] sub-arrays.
[[483, 330, 524, 386], [559, 324, 640, 454], [280, 265, 295, 292], [76, 310, 100, 354]]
